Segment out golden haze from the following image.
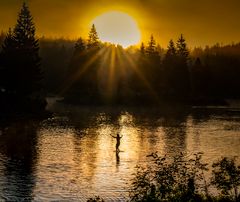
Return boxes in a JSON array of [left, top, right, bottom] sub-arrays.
[[0, 0, 239, 47]]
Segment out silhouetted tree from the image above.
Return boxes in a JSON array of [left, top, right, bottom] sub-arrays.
[[86, 25, 101, 99], [156, 43, 165, 58], [65, 26, 102, 104], [177, 34, 189, 59], [0, 31, 6, 48], [67, 37, 87, 78], [162, 40, 178, 96], [0, 29, 15, 92], [176, 34, 191, 97], [39, 28, 240, 105], [75, 37, 86, 52], [146, 35, 157, 56], [161, 36, 190, 99], [166, 39, 176, 57], [190, 43, 240, 100], [2, 29, 14, 50], [2, 3, 42, 96], [0, 3, 45, 113], [87, 24, 99, 49], [140, 42, 145, 55], [145, 35, 162, 98]]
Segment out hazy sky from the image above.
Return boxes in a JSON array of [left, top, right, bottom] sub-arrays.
[[0, 0, 239, 47]]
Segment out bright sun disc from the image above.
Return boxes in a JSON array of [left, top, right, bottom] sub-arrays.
[[92, 11, 141, 48]]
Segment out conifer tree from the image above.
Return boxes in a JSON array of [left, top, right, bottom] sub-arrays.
[[146, 35, 157, 55], [87, 24, 99, 49], [1, 29, 15, 92], [74, 37, 86, 53], [162, 40, 178, 95], [176, 34, 189, 59], [140, 42, 145, 54], [145, 35, 162, 95], [0, 31, 5, 46], [156, 43, 164, 58], [175, 34, 190, 96], [68, 37, 86, 76], [166, 39, 176, 58], [2, 29, 15, 55], [1, 2, 42, 97]]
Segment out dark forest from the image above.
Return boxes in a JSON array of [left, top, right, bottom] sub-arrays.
[[1, 3, 240, 112]]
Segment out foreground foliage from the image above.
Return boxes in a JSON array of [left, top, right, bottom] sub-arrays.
[[87, 196, 104, 202], [129, 153, 240, 202]]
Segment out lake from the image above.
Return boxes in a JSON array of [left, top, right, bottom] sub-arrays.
[[0, 100, 240, 201]]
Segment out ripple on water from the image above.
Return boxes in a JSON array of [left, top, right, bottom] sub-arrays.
[[0, 107, 240, 201]]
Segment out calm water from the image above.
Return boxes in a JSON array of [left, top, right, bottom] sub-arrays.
[[0, 101, 240, 201]]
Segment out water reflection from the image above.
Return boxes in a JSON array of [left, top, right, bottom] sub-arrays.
[[0, 105, 240, 200], [161, 113, 188, 155], [0, 120, 39, 201], [116, 151, 120, 167]]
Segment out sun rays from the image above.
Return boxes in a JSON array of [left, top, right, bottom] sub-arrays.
[[119, 49, 160, 101], [57, 9, 159, 103], [107, 46, 117, 98], [59, 44, 159, 103], [59, 47, 108, 96]]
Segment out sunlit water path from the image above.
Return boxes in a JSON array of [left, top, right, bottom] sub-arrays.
[[0, 102, 240, 201]]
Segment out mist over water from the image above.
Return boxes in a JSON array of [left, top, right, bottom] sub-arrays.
[[0, 101, 240, 201]]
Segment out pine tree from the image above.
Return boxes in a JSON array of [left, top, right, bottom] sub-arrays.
[[67, 25, 100, 102], [1, 2, 42, 97], [156, 43, 164, 58], [1, 29, 16, 92], [176, 34, 189, 59], [74, 37, 86, 53], [162, 40, 178, 96], [146, 35, 157, 55], [87, 24, 99, 49], [0, 31, 6, 47], [2, 29, 15, 53], [68, 37, 87, 76], [166, 39, 176, 58], [175, 34, 190, 96], [140, 42, 145, 54]]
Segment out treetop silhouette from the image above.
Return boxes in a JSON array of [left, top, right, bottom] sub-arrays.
[[166, 39, 176, 58], [75, 37, 86, 53], [177, 34, 189, 59], [88, 24, 100, 49], [140, 42, 145, 55], [146, 35, 157, 55]]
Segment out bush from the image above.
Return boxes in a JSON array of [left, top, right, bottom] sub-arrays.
[[129, 153, 240, 202], [212, 157, 240, 201], [87, 196, 104, 202], [129, 152, 209, 202]]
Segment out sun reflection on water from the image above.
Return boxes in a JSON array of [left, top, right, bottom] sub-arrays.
[[1, 107, 240, 201]]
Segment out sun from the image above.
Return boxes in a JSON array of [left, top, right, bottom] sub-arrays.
[[92, 11, 141, 48]]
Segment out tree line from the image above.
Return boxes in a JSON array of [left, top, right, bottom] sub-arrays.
[[1, 3, 240, 113], [64, 25, 240, 105]]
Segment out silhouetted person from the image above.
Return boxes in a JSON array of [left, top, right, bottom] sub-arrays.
[[111, 133, 122, 153]]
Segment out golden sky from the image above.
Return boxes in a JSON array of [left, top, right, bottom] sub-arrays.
[[0, 0, 239, 47]]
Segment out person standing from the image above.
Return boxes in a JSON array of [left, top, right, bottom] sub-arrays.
[[111, 133, 123, 152]]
